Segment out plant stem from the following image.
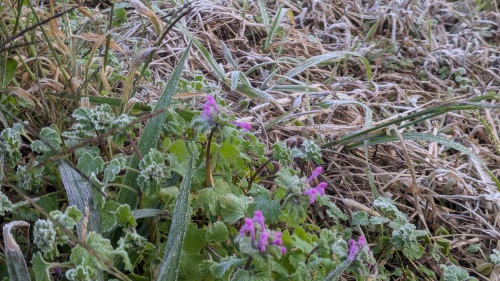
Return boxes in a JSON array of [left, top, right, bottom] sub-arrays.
[[247, 157, 273, 190], [205, 126, 216, 188], [244, 256, 253, 270]]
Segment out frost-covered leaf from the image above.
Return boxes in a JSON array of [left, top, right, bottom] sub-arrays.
[[70, 232, 113, 271], [219, 194, 248, 224], [206, 221, 229, 243], [32, 252, 52, 281], [351, 211, 370, 226], [115, 204, 137, 228], [138, 149, 169, 196], [248, 191, 281, 224], [210, 256, 245, 280], [440, 264, 474, 281], [31, 127, 61, 153], [0, 192, 13, 216], [390, 223, 427, 260], [77, 153, 104, 177], [103, 155, 126, 183], [490, 249, 500, 265]]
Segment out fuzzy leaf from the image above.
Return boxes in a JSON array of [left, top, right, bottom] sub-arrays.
[[206, 221, 229, 243], [219, 194, 248, 224]]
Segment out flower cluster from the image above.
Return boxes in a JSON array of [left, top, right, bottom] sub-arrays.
[[202, 95, 218, 124], [302, 166, 327, 204], [201, 95, 252, 131], [348, 236, 366, 261], [239, 210, 286, 254]]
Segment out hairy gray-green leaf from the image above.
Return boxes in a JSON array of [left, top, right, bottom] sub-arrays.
[[3, 221, 30, 281], [157, 150, 195, 281]]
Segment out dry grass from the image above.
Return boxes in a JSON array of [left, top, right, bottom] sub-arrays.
[[1, 0, 499, 279]]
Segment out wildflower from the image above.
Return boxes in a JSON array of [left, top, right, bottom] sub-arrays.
[[201, 95, 218, 123], [239, 218, 255, 242], [233, 121, 252, 131], [239, 210, 287, 255], [258, 231, 269, 252], [303, 166, 328, 204], [347, 236, 366, 261], [308, 166, 323, 182], [303, 188, 318, 204], [253, 210, 265, 231]]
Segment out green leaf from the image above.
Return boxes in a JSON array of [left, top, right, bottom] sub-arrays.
[[206, 221, 229, 243], [70, 233, 113, 271], [219, 194, 248, 224], [1, 58, 17, 88], [3, 221, 30, 281], [197, 180, 230, 215], [31, 127, 61, 153], [104, 156, 126, 183], [97, 200, 119, 233], [115, 204, 137, 228], [264, 8, 288, 51], [248, 192, 281, 224], [183, 224, 206, 254], [351, 211, 370, 226], [118, 43, 192, 209], [440, 264, 472, 281], [59, 162, 102, 236], [281, 51, 359, 80], [157, 150, 195, 281], [77, 153, 104, 177], [219, 141, 239, 164], [32, 252, 51, 281], [210, 256, 245, 280], [112, 7, 128, 27]]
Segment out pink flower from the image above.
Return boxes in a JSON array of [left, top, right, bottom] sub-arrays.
[[253, 210, 265, 231], [271, 232, 283, 246], [347, 239, 359, 261], [233, 121, 252, 131], [258, 231, 269, 252], [239, 218, 255, 243], [202, 95, 217, 123], [303, 188, 318, 204], [315, 182, 327, 196], [308, 166, 323, 182], [281, 246, 287, 254], [347, 236, 366, 261]]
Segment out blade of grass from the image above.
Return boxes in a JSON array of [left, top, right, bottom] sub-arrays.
[[279, 51, 360, 81], [322, 99, 500, 148], [117, 43, 191, 209], [264, 7, 288, 51], [58, 162, 101, 236], [3, 221, 31, 281], [156, 149, 195, 281]]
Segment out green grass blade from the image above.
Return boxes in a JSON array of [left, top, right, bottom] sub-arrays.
[[230, 70, 240, 91], [220, 40, 237, 69], [323, 100, 500, 148], [59, 162, 101, 236], [156, 150, 195, 281], [235, 84, 275, 101], [192, 38, 227, 82], [348, 132, 500, 190], [3, 221, 31, 281], [257, 0, 269, 24], [281, 51, 359, 80], [359, 56, 372, 82], [264, 7, 288, 51], [117, 43, 191, 209]]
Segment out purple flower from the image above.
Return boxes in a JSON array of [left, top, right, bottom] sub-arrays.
[[315, 182, 327, 196], [202, 95, 217, 123], [253, 210, 265, 231], [303, 188, 318, 204], [233, 121, 252, 131], [258, 231, 269, 252], [271, 232, 283, 246], [347, 236, 366, 261], [239, 218, 255, 242], [308, 166, 323, 182], [206, 95, 217, 108], [280, 246, 287, 254], [347, 239, 359, 261]]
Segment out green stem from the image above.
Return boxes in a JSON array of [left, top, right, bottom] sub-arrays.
[[205, 126, 216, 188]]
